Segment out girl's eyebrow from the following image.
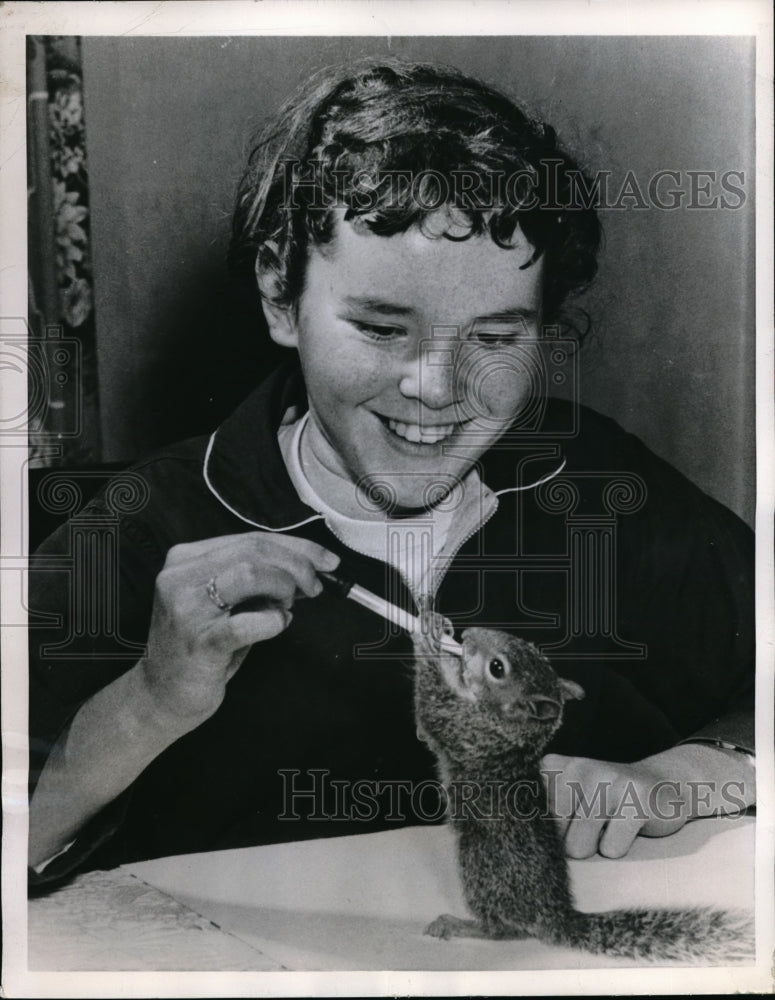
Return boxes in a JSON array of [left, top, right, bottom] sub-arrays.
[[341, 298, 538, 323], [342, 295, 415, 316], [476, 308, 538, 322]]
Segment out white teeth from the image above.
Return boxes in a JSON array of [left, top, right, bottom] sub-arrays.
[[387, 419, 455, 444]]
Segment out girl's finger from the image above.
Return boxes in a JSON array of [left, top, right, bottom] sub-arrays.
[[165, 532, 340, 570], [563, 814, 608, 859], [205, 606, 293, 656], [597, 815, 645, 859]]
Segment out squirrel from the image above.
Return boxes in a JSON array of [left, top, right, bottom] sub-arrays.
[[411, 610, 753, 963]]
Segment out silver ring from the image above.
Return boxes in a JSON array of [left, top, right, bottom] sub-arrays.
[[206, 576, 232, 612]]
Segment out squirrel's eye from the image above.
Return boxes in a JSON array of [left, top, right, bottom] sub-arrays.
[[488, 657, 506, 679]]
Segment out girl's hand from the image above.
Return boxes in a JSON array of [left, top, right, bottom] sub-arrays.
[[141, 532, 340, 726], [29, 531, 340, 869], [541, 743, 754, 859]]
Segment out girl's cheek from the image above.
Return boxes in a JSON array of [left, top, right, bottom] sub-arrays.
[[489, 347, 541, 415]]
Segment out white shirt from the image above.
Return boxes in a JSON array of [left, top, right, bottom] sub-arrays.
[[277, 410, 495, 603]]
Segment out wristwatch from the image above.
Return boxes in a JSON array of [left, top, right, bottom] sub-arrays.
[[681, 737, 756, 769]]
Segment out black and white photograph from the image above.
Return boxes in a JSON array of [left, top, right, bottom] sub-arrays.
[[1, 1, 773, 995]]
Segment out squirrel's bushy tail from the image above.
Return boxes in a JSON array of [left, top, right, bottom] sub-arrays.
[[547, 906, 754, 963]]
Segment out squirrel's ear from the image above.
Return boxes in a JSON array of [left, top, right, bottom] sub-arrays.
[[558, 677, 585, 702]]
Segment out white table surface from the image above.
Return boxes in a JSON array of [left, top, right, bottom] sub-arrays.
[[102, 815, 756, 972], [27, 867, 281, 971]]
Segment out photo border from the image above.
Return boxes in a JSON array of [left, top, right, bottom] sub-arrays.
[[2, 2, 772, 996]]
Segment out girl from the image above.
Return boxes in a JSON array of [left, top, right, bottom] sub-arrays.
[[29, 59, 754, 883]]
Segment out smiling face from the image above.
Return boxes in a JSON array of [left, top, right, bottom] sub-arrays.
[[262, 209, 544, 514]]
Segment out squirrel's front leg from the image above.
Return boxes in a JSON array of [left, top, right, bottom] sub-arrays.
[[412, 608, 460, 705], [411, 605, 452, 658], [412, 607, 466, 738]]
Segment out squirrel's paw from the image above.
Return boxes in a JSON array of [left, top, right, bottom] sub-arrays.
[[413, 609, 455, 655], [424, 914, 485, 940]]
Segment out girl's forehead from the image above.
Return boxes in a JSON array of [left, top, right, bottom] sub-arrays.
[[306, 210, 543, 318]]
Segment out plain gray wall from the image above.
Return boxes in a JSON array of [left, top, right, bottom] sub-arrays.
[[81, 35, 755, 524]]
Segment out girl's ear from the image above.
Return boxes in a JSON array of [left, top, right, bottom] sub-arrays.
[[255, 248, 299, 349], [558, 677, 585, 702]]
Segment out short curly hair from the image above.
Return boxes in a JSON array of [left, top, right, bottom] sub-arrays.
[[230, 58, 601, 327]]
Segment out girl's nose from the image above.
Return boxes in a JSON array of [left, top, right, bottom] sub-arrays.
[[398, 335, 459, 409]]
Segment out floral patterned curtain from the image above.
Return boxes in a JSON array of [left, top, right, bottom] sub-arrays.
[[27, 35, 100, 466]]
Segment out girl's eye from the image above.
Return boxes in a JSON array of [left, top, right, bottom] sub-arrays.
[[470, 316, 535, 348], [488, 657, 507, 679], [352, 321, 406, 340], [474, 331, 520, 348]]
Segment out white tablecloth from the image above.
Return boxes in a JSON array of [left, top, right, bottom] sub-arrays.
[[120, 815, 755, 971]]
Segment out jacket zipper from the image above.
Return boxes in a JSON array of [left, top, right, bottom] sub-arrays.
[[422, 491, 500, 613]]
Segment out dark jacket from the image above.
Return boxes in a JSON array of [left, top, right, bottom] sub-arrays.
[[28, 364, 754, 885]]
